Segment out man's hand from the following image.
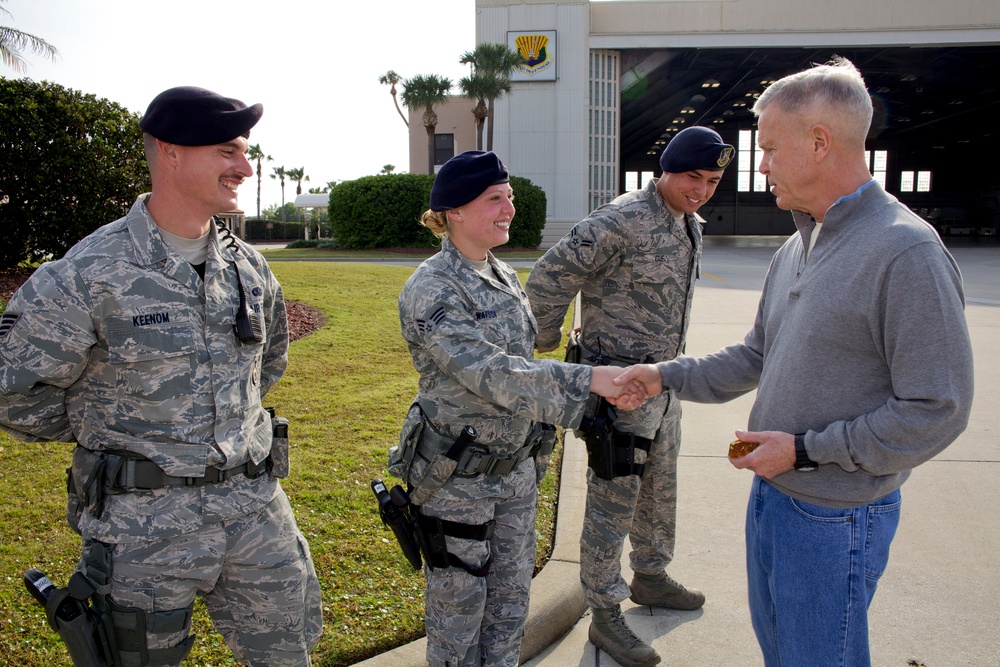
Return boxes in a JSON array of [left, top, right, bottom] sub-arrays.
[[589, 366, 647, 411], [612, 363, 664, 399], [728, 430, 796, 478]]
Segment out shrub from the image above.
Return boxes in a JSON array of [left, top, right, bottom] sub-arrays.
[[329, 173, 548, 250], [285, 239, 318, 249], [0, 78, 151, 270], [508, 176, 546, 248], [329, 174, 437, 249], [244, 219, 304, 240]]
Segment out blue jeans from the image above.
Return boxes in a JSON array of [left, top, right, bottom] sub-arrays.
[[746, 476, 901, 667]]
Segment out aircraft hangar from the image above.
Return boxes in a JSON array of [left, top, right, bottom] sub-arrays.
[[473, 0, 1000, 241]]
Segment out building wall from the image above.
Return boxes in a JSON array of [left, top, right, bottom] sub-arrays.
[[407, 95, 479, 175], [479, 1, 591, 246], [589, 0, 1000, 45]]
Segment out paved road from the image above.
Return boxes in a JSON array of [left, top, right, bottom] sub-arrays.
[[257, 236, 1000, 306]]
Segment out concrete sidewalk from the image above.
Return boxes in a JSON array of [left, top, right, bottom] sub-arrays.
[[355, 245, 999, 667]]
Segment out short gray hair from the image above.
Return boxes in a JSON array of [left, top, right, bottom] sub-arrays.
[[753, 56, 873, 143]]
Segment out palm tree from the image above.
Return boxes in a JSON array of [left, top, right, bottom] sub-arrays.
[[286, 167, 310, 223], [379, 70, 408, 128], [459, 72, 492, 151], [459, 43, 524, 151], [287, 167, 310, 196], [270, 166, 288, 221], [247, 144, 272, 220], [400, 74, 453, 175], [0, 0, 58, 73]]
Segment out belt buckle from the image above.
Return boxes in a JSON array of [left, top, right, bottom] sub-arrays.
[[487, 456, 517, 476], [456, 445, 489, 477], [245, 459, 266, 479]]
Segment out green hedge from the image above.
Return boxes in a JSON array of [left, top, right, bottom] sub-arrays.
[[508, 176, 546, 248], [244, 219, 306, 241], [329, 173, 547, 250], [0, 78, 150, 271], [329, 174, 436, 249]]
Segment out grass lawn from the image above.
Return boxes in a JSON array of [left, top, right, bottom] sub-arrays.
[[0, 260, 571, 667]]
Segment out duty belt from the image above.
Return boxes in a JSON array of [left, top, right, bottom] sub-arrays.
[[106, 454, 270, 491], [453, 440, 535, 477], [575, 337, 662, 366], [418, 422, 543, 477]]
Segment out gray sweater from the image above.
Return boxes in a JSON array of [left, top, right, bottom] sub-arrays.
[[659, 181, 974, 507]]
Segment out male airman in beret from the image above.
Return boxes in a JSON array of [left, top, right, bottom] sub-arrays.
[[0, 86, 322, 666], [526, 125, 733, 666]]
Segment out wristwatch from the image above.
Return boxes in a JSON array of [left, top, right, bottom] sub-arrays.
[[793, 433, 818, 472]]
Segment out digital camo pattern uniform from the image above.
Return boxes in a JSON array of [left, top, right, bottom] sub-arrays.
[[0, 196, 322, 666], [397, 238, 592, 667], [525, 178, 701, 609]]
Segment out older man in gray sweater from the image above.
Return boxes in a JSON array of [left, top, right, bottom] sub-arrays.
[[616, 57, 973, 667]]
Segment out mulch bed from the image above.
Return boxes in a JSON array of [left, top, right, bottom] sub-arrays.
[[284, 301, 325, 342], [1, 271, 324, 342]]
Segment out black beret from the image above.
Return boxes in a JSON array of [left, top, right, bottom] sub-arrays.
[[659, 126, 734, 173], [429, 151, 510, 212], [139, 86, 263, 146]]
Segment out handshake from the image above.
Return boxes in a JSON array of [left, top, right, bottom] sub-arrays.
[[587, 363, 664, 412]]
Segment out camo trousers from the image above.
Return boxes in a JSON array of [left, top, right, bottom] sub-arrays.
[[422, 457, 537, 667], [105, 487, 322, 666], [579, 390, 681, 609]]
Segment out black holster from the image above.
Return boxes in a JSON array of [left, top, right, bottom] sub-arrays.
[[29, 542, 120, 667], [28, 541, 196, 667], [372, 478, 495, 577], [372, 479, 423, 570], [580, 398, 653, 480], [44, 587, 114, 667]]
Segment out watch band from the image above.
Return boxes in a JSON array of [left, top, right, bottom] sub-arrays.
[[793, 433, 817, 471]]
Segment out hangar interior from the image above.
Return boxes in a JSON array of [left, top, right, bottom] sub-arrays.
[[617, 45, 1000, 236]]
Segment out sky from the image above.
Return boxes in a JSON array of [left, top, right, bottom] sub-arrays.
[[3, 0, 476, 215]]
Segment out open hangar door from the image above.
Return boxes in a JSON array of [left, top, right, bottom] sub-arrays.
[[618, 45, 1000, 237]]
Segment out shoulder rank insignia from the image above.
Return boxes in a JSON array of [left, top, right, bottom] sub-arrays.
[[0, 312, 22, 338], [569, 228, 593, 250], [416, 307, 446, 335]]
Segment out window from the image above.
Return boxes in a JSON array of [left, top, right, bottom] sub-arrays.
[[899, 169, 931, 193], [434, 134, 454, 167], [624, 171, 657, 191], [916, 171, 932, 192], [865, 150, 888, 188], [737, 129, 765, 193], [900, 171, 915, 192]]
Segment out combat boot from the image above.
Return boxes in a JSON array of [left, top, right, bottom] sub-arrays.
[[629, 571, 705, 610], [589, 604, 661, 666]]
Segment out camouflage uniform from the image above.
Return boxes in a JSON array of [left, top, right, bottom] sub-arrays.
[[0, 196, 322, 666], [525, 179, 701, 609], [397, 238, 593, 667]]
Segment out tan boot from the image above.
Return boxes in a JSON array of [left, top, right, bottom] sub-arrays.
[[629, 571, 705, 610], [588, 604, 661, 666]]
